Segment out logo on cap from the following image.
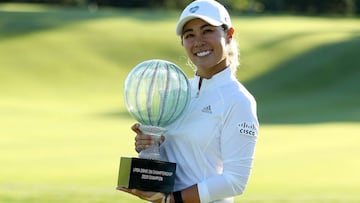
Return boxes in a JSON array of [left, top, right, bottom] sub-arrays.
[[189, 6, 199, 13]]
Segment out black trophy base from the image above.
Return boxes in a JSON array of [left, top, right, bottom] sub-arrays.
[[118, 157, 176, 193]]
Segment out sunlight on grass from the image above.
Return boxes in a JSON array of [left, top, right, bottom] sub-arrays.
[[236, 123, 360, 202], [0, 3, 50, 12], [235, 17, 360, 81]]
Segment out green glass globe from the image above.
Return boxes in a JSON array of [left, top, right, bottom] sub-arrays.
[[124, 59, 190, 128]]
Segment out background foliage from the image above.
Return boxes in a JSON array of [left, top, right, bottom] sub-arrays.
[[0, 0, 359, 15]]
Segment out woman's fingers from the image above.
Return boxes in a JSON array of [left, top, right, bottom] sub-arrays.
[[116, 186, 164, 202], [134, 133, 154, 153], [132, 123, 165, 153], [131, 123, 141, 134]]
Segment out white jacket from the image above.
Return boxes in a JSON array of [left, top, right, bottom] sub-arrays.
[[160, 68, 259, 203]]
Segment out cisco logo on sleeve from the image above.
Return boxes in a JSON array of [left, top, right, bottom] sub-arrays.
[[238, 122, 258, 137]]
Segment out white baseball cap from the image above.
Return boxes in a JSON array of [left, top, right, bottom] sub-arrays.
[[176, 0, 232, 36]]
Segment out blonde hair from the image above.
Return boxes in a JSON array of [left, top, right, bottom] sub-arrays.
[[228, 36, 240, 75]]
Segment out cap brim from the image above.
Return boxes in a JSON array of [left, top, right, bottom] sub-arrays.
[[176, 14, 223, 36]]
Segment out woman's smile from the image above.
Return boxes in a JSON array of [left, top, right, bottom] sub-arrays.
[[195, 49, 212, 57]]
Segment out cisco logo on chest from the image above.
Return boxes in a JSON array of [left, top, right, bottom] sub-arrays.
[[238, 122, 258, 137]]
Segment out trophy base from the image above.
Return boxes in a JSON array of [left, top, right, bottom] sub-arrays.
[[118, 157, 176, 193]]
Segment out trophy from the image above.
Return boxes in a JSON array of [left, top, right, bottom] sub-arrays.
[[118, 59, 190, 193]]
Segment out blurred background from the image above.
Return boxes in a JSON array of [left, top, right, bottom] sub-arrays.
[[0, 0, 360, 15], [1, 0, 360, 15], [0, 0, 359, 203]]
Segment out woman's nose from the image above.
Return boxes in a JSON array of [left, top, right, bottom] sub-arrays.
[[193, 35, 205, 46]]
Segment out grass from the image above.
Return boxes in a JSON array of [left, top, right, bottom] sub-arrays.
[[240, 123, 360, 202], [0, 3, 359, 203]]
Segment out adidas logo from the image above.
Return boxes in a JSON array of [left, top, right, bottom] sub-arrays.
[[201, 105, 212, 114]]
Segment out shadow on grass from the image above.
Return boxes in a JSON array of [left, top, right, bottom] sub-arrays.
[[0, 10, 99, 39], [0, 6, 176, 40], [245, 35, 360, 124]]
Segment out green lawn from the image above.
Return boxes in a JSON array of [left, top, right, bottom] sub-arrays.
[[0, 3, 359, 203]]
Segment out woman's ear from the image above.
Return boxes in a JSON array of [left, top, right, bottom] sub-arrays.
[[227, 27, 235, 42]]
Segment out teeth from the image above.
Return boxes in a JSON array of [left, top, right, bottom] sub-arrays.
[[196, 50, 211, 57]]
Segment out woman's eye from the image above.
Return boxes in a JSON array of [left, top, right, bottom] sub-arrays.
[[203, 29, 214, 34], [184, 33, 194, 39]]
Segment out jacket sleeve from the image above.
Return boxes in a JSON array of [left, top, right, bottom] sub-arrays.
[[198, 96, 259, 203]]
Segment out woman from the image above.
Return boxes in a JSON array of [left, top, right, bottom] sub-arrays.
[[118, 0, 259, 202]]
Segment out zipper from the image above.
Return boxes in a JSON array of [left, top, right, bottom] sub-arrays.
[[196, 77, 203, 98]]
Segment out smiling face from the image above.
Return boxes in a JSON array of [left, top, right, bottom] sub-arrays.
[[181, 18, 231, 78]]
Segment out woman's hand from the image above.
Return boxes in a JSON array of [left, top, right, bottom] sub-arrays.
[[132, 123, 165, 153], [116, 186, 166, 203]]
